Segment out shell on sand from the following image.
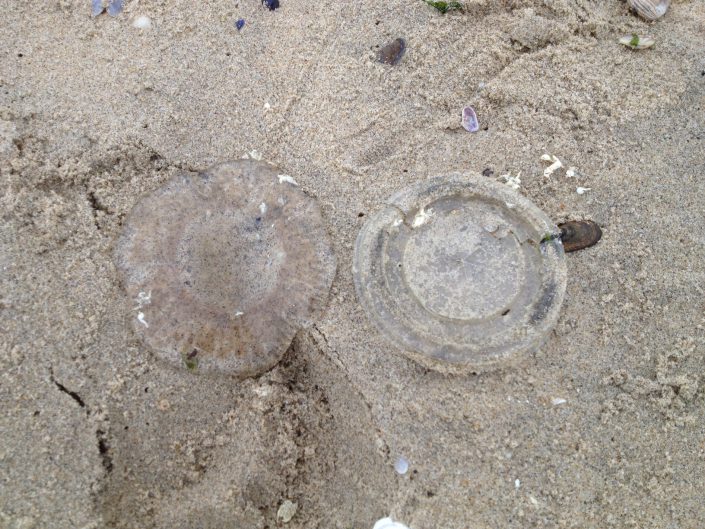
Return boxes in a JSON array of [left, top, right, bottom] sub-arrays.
[[115, 160, 336, 377], [627, 0, 669, 20], [558, 220, 602, 253]]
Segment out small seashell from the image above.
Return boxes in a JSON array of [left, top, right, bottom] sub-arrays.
[[133, 16, 152, 30], [373, 518, 410, 529], [619, 34, 655, 49], [277, 500, 297, 523], [627, 0, 669, 20], [378, 38, 406, 65], [262, 0, 280, 11], [394, 456, 409, 475], [461, 106, 479, 132], [558, 220, 602, 253], [106, 0, 123, 17], [91, 0, 103, 17]]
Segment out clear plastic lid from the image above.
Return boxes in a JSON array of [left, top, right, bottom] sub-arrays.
[[353, 174, 566, 373]]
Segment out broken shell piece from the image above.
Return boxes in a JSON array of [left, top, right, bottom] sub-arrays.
[[115, 160, 336, 377], [373, 518, 410, 529], [91, 0, 103, 17], [106, 0, 123, 17], [500, 172, 521, 190], [541, 154, 563, 178], [619, 34, 655, 49], [558, 220, 602, 252], [627, 0, 669, 20], [277, 500, 297, 523], [133, 15, 152, 29], [378, 38, 406, 65], [461, 106, 479, 132], [576, 186, 591, 195], [394, 456, 409, 474]]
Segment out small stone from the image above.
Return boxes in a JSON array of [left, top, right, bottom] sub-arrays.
[[236, 18, 245, 31], [277, 500, 297, 523], [378, 38, 406, 65]]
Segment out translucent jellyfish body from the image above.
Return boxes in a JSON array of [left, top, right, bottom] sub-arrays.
[[115, 160, 336, 376], [353, 174, 566, 373]]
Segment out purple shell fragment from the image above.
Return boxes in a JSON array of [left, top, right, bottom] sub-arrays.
[[236, 18, 246, 30], [262, 0, 280, 10], [461, 106, 479, 132], [106, 0, 123, 17], [91, 0, 103, 17]]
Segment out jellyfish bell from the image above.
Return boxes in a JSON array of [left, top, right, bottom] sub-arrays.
[[115, 160, 336, 377]]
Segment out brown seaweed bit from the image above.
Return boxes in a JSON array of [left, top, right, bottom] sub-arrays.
[[558, 220, 602, 253], [115, 160, 336, 377], [377, 38, 406, 65]]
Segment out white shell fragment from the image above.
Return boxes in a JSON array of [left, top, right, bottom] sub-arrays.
[[500, 172, 521, 190], [566, 167, 578, 178], [576, 187, 591, 195], [394, 456, 409, 475], [373, 518, 410, 529], [619, 34, 655, 49], [551, 397, 567, 405], [541, 154, 563, 178], [278, 174, 298, 186], [627, 0, 669, 20], [277, 500, 297, 523], [133, 15, 153, 29]]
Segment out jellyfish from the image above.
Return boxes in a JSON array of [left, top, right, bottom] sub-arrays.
[[115, 160, 336, 377]]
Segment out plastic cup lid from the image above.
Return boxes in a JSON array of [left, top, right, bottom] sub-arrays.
[[353, 174, 567, 373]]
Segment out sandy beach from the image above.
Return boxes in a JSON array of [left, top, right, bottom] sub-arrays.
[[2, 0, 705, 527]]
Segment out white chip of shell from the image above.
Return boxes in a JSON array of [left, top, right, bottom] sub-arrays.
[[135, 290, 152, 308], [411, 207, 433, 228], [133, 15, 152, 29], [552, 397, 567, 405], [515, 478, 521, 489], [541, 154, 563, 178], [394, 456, 409, 475], [500, 172, 521, 190], [373, 518, 410, 529], [259, 202, 267, 214], [576, 187, 591, 195], [278, 174, 298, 186], [249, 149, 263, 161], [277, 500, 297, 523], [137, 312, 149, 327]]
